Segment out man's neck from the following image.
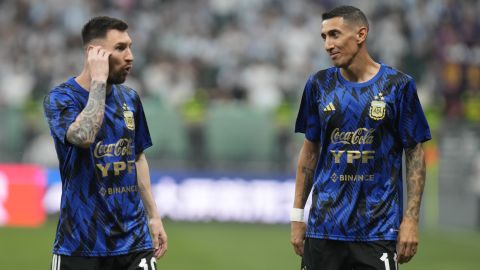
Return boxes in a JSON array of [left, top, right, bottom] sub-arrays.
[[75, 69, 112, 93], [339, 53, 381, 83]]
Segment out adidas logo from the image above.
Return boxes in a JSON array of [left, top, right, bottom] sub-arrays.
[[323, 102, 336, 112]]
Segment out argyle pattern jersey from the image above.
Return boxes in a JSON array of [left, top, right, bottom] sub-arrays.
[[44, 77, 153, 256], [295, 64, 431, 241]]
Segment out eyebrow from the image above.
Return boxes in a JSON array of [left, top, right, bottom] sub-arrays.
[[115, 41, 133, 46], [323, 29, 341, 35], [321, 29, 341, 37]]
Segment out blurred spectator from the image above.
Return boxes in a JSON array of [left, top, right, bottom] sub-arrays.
[[272, 92, 296, 172], [241, 59, 282, 109], [181, 89, 209, 169], [463, 65, 480, 122]]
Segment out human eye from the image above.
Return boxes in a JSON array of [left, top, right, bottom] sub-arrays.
[[115, 44, 126, 51]]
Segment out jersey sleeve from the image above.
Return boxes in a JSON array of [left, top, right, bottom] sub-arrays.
[[43, 90, 80, 144], [397, 79, 432, 148], [295, 75, 321, 142], [134, 95, 153, 154]]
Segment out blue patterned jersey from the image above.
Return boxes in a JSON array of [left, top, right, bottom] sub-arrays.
[[44, 77, 153, 256], [295, 64, 431, 241]]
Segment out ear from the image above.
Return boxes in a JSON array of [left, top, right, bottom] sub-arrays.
[[356, 27, 368, 44]]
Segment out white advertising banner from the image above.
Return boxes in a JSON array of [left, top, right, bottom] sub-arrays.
[[43, 171, 312, 224]]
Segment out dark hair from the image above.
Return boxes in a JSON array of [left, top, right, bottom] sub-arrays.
[[322, 5, 369, 30], [81, 16, 128, 46]]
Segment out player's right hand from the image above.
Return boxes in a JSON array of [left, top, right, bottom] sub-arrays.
[[87, 45, 111, 82], [290, 221, 306, 256]]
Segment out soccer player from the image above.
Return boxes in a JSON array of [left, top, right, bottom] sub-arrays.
[[43, 16, 167, 270], [290, 5, 431, 270]]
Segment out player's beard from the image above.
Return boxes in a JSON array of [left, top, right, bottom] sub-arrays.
[[107, 70, 127, 85]]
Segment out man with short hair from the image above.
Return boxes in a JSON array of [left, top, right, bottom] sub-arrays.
[[44, 16, 167, 270], [290, 5, 431, 270]]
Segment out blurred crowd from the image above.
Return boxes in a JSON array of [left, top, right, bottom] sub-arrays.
[[0, 0, 478, 169]]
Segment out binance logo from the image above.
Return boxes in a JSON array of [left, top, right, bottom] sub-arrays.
[[323, 102, 336, 112], [331, 173, 338, 182]]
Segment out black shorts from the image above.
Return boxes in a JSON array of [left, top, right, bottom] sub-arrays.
[[50, 250, 157, 270], [301, 238, 397, 270]]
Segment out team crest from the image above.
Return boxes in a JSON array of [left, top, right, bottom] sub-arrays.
[[123, 103, 135, 130], [369, 93, 386, 120]]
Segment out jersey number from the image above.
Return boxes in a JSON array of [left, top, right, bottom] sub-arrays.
[[138, 257, 156, 270], [380, 253, 398, 270]]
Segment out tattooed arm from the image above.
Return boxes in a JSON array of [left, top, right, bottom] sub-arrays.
[[404, 143, 427, 222], [397, 142, 426, 264], [66, 80, 106, 148], [291, 139, 319, 256], [66, 46, 111, 148], [293, 139, 319, 209]]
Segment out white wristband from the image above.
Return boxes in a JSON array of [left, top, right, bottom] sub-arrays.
[[290, 208, 305, 222]]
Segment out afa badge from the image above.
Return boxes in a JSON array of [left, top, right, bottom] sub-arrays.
[[123, 103, 135, 130], [369, 93, 386, 121]]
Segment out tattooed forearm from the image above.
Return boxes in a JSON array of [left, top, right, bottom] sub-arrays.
[[293, 140, 319, 208], [66, 80, 106, 147], [301, 167, 314, 204], [404, 143, 426, 222]]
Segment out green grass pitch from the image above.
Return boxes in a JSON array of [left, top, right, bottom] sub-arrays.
[[1, 218, 479, 269]]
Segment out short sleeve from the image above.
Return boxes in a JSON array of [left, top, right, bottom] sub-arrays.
[[134, 95, 153, 154], [295, 75, 321, 141], [397, 79, 432, 148], [43, 90, 81, 144]]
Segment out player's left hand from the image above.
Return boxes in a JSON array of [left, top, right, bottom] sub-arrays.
[[149, 217, 168, 259], [397, 216, 419, 264], [290, 221, 306, 256]]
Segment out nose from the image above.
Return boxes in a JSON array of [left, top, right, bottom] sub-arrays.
[[125, 48, 134, 62], [324, 37, 334, 52]]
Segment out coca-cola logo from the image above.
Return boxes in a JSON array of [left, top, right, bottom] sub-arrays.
[[330, 128, 375, 145], [94, 139, 133, 158]]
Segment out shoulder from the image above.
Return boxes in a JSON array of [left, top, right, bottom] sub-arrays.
[[117, 84, 141, 101], [310, 67, 337, 83], [382, 65, 415, 87], [304, 67, 338, 96], [44, 82, 77, 106]]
